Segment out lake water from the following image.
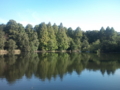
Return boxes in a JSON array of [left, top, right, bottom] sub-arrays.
[[0, 53, 120, 90]]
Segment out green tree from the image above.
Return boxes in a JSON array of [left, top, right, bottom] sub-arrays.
[[52, 23, 58, 35], [4, 20, 19, 34], [0, 24, 6, 31], [0, 30, 6, 49], [47, 22, 58, 50], [116, 35, 120, 52], [57, 23, 69, 50], [37, 22, 49, 50], [73, 27, 83, 51], [81, 40, 90, 52], [4, 20, 30, 52], [16, 23, 30, 52], [67, 27, 74, 38], [74, 27, 82, 38], [68, 39, 78, 50], [85, 30, 99, 43], [25, 24, 39, 51], [101, 40, 117, 53], [7, 39, 17, 52], [17, 33, 30, 52], [105, 27, 117, 41], [89, 39, 100, 53], [34, 25, 39, 32], [99, 27, 105, 42], [100, 27, 118, 52]]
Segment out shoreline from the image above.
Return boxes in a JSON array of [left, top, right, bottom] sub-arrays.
[[35, 50, 80, 52], [0, 50, 21, 55], [0, 50, 80, 55]]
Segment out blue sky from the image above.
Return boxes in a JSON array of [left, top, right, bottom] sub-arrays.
[[0, 0, 120, 31]]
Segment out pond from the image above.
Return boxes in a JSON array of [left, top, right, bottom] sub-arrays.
[[0, 53, 120, 90]]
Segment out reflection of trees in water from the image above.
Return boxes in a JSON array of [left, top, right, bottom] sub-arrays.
[[86, 53, 120, 75], [0, 53, 39, 83], [0, 55, 5, 77], [0, 53, 120, 83]]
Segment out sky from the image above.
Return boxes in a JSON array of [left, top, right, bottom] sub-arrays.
[[0, 0, 120, 31]]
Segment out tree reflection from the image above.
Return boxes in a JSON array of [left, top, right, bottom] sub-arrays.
[[0, 53, 120, 83]]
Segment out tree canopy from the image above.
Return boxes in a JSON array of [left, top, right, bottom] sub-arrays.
[[0, 19, 120, 53]]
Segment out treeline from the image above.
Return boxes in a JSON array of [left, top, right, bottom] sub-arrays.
[[0, 20, 120, 53]]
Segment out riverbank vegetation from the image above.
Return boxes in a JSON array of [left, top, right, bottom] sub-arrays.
[[0, 20, 120, 53]]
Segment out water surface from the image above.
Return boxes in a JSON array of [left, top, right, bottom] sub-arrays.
[[0, 53, 120, 90]]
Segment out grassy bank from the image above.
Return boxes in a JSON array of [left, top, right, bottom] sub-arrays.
[[0, 50, 21, 55]]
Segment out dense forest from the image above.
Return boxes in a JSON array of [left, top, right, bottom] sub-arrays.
[[0, 20, 120, 53]]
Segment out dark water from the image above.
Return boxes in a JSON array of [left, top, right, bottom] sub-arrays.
[[0, 53, 120, 90]]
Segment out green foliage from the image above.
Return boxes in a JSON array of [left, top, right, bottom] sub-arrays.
[[0, 24, 5, 31], [37, 22, 49, 50], [68, 39, 77, 50], [17, 33, 30, 52], [3, 20, 30, 52], [86, 30, 99, 43], [47, 22, 58, 50], [81, 40, 90, 52], [89, 39, 100, 53], [25, 24, 39, 51], [72, 27, 83, 50], [4, 20, 19, 34], [0, 20, 120, 53], [52, 23, 58, 35], [74, 27, 82, 37], [99, 27, 105, 42], [57, 23, 69, 50], [101, 40, 117, 53], [67, 27, 74, 38], [7, 39, 17, 52], [15, 24, 30, 52], [105, 27, 117, 41], [0, 30, 6, 49]]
